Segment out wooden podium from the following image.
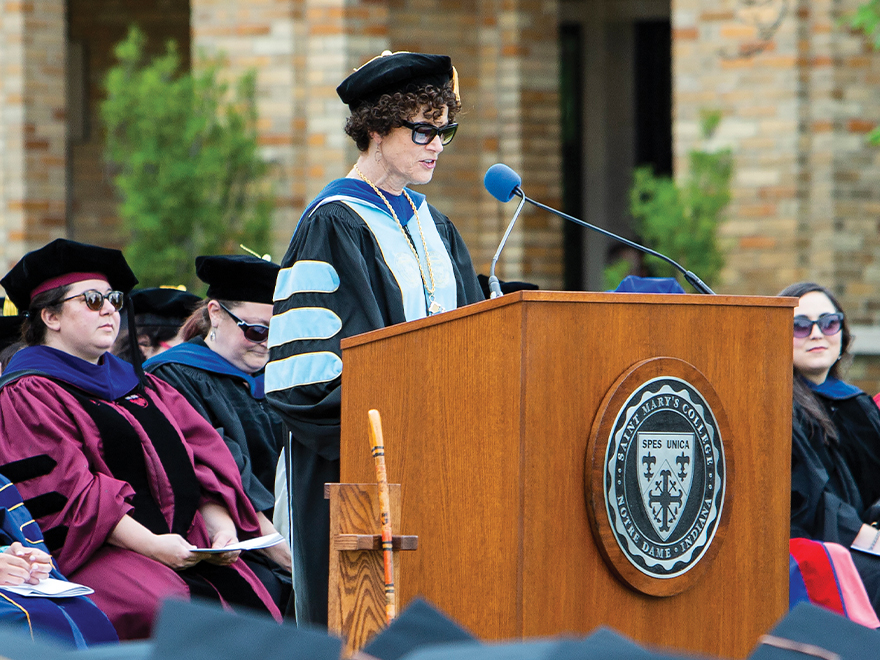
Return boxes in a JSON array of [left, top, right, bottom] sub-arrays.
[[339, 291, 795, 658]]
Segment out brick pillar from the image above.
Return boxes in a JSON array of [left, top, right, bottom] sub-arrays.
[[800, 0, 880, 325], [301, 0, 389, 203], [193, 0, 561, 285], [191, 0, 390, 260], [0, 0, 67, 275], [191, 0, 301, 259]]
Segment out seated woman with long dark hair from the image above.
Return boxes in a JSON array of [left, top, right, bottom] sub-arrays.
[[782, 281, 880, 615], [0, 239, 282, 639]]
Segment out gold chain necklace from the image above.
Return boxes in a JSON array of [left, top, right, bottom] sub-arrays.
[[353, 164, 443, 314]]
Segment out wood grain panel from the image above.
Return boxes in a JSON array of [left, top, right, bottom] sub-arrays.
[[328, 483, 404, 654], [340, 292, 795, 658]]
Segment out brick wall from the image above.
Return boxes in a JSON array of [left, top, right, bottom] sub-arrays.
[[0, 0, 67, 276], [191, 0, 300, 257], [0, 0, 563, 292], [190, 0, 564, 286], [673, 0, 880, 391], [674, 1, 880, 306]]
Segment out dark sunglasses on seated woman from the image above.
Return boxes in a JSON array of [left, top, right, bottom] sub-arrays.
[[400, 120, 458, 146], [793, 312, 844, 338], [218, 302, 270, 343], [59, 289, 125, 312]]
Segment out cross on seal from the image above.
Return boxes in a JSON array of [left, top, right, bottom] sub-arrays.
[[649, 469, 683, 533]]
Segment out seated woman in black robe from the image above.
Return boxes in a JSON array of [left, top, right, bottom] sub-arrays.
[[781, 281, 880, 615], [144, 255, 292, 613]]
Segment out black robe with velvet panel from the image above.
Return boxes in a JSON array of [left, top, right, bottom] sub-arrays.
[[146, 338, 291, 612], [266, 180, 484, 626], [791, 379, 880, 615]]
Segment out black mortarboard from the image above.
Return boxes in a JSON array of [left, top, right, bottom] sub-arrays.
[[195, 255, 280, 305], [148, 598, 342, 660], [362, 598, 477, 660], [337, 51, 454, 110], [131, 288, 201, 324], [748, 602, 880, 659], [0, 238, 138, 311]]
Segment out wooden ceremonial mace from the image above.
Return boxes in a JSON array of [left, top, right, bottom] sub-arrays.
[[368, 409, 396, 623]]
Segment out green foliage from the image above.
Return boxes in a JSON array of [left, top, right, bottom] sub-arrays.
[[849, 0, 880, 49], [627, 110, 732, 290], [848, 1, 880, 143], [102, 27, 272, 290]]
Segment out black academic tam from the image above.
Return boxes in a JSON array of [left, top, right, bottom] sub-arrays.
[[336, 51, 453, 110], [1, 238, 138, 311]]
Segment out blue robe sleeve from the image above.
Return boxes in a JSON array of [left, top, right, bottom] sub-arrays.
[[267, 201, 483, 461]]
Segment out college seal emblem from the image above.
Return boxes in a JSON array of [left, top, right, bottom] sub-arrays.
[[587, 358, 732, 596]]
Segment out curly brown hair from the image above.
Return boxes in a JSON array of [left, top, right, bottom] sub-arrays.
[[344, 84, 461, 152]]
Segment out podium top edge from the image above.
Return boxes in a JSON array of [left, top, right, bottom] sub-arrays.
[[340, 291, 798, 350]]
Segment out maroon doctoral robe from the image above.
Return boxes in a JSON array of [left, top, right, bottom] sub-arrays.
[[0, 370, 282, 639]]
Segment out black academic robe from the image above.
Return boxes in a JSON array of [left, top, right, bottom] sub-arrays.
[[147, 338, 282, 515], [791, 390, 880, 615], [267, 194, 484, 626], [146, 339, 291, 612]]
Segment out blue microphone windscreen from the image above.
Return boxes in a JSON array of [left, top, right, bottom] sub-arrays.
[[484, 163, 522, 203]]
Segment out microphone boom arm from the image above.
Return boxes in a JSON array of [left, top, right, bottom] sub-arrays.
[[522, 196, 715, 295]]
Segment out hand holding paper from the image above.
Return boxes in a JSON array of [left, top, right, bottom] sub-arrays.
[[192, 532, 284, 554]]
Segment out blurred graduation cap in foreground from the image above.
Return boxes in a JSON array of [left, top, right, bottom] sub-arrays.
[[0, 624, 150, 660], [397, 625, 716, 660], [747, 602, 880, 660], [147, 598, 341, 660], [361, 598, 477, 660]]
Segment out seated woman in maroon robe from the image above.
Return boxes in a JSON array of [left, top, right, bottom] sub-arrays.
[[0, 239, 282, 639]]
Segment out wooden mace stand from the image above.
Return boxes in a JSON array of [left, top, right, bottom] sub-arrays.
[[334, 292, 795, 658], [327, 483, 418, 654]]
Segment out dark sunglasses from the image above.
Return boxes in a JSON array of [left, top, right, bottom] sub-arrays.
[[793, 312, 844, 339], [400, 120, 458, 146], [60, 289, 125, 312], [218, 302, 270, 343]]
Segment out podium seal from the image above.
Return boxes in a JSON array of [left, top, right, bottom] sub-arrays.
[[587, 358, 731, 596]]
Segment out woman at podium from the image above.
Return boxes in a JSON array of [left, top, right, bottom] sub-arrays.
[[265, 51, 483, 625], [783, 281, 880, 615]]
